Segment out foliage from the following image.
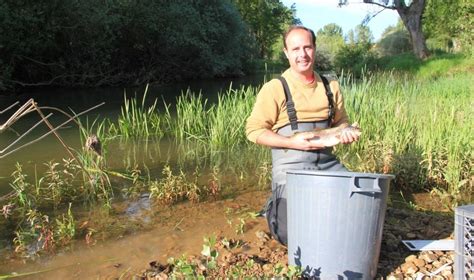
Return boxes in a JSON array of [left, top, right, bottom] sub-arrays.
[[337, 69, 473, 206], [334, 43, 378, 77], [117, 85, 164, 139], [12, 204, 75, 257], [148, 165, 201, 204], [375, 52, 474, 78], [232, 0, 295, 59], [169, 85, 258, 151], [333, 24, 377, 75], [0, 0, 254, 91], [375, 21, 411, 56], [339, 0, 429, 59], [424, 0, 474, 53], [316, 23, 345, 68], [346, 24, 373, 45]]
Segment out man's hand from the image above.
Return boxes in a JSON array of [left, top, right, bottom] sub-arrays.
[[289, 131, 326, 150], [256, 130, 325, 150], [339, 127, 360, 144]]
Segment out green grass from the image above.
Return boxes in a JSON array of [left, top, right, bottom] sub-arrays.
[[107, 58, 472, 206], [377, 52, 474, 79], [336, 70, 473, 206], [117, 84, 164, 139]]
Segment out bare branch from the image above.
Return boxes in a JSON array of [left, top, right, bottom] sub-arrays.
[[362, 8, 388, 25], [362, 0, 396, 9]]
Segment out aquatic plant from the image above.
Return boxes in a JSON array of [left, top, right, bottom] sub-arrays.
[[148, 165, 201, 205], [117, 84, 164, 139]]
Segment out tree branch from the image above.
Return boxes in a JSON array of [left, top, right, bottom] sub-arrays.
[[362, 8, 388, 25], [362, 0, 396, 10]]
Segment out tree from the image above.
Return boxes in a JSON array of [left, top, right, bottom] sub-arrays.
[[335, 24, 376, 76], [317, 23, 343, 37], [232, 0, 295, 59], [339, 0, 429, 60], [346, 24, 373, 45], [376, 21, 411, 56], [0, 0, 255, 91], [424, 0, 473, 53], [316, 23, 345, 67]]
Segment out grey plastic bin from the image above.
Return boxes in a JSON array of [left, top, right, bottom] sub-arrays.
[[454, 204, 474, 279], [286, 170, 394, 279]]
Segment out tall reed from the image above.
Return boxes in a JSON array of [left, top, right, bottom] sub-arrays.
[[168, 84, 257, 151], [337, 72, 473, 205], [117, 84, 164, 138]]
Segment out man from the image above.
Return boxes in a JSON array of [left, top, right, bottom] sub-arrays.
[[245, 25, 359, 245]]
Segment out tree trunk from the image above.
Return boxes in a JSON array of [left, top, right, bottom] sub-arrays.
[[394, 0, 429, 59]]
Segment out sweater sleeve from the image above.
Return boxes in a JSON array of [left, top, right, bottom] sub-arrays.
[[245, 80, 281, 143]]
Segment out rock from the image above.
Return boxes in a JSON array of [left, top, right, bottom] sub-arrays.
[[432, 260, 443, 268], [255, 230, 269, 242], [405, 254, 417, 263], [440, 267, 453, 278], [413, 258, 426, 268], [420, 252, 438, 264], [386, 274, 403, 280], [400, 262, 418, 274], [262, 264, 272, 272]]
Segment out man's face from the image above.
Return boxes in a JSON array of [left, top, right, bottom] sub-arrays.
[[283, 29, 315, 76]]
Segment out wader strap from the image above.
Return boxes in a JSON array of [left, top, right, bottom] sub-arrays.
[[320, 75, 336, 127], [278, 77, 298, 131]]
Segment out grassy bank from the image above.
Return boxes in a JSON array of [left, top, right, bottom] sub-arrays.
[[102, 63, 472, 206]]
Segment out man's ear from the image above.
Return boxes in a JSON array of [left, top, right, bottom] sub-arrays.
[[283, 48, 289, 59]]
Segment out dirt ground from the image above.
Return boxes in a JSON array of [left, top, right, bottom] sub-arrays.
[[134, 190, 457, 279]]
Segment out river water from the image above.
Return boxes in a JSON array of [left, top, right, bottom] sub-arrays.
[[0, 74, 276, 277], [0, 74, 274, 191]]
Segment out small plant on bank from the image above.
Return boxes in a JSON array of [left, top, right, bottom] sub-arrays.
[[201, 235, 219, 270], [235, 217, 246, 235], [12, 204, 75, 258]]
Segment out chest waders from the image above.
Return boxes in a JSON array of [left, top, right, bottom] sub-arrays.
[[265, 76, 347, 245]]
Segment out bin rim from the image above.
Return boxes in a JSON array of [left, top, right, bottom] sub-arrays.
[[286, 170, 395, 180], [455, 204, 474, 213]]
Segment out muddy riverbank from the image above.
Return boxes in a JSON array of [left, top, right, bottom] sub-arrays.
[[1, 190, 457, 279]]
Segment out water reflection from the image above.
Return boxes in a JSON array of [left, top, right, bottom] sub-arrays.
[[0, 73, 275, 192]]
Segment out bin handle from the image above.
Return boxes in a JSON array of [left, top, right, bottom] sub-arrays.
[[349, 176, 382, 196]]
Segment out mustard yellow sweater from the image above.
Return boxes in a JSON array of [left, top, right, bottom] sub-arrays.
[[245, 69, 349, 143]]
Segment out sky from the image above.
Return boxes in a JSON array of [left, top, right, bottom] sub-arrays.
[[281, 0, 400, 41]]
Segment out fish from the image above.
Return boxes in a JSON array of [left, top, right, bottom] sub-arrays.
[[293, 123, 361, 147]]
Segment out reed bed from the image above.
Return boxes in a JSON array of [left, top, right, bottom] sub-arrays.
[[116, 84, 164, 138], [109, 72, 471, 206], [169, 85, 258, 151], [337, 72, 473, 205]]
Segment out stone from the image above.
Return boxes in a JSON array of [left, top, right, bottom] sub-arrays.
[[413, 258, 426, 268], [400, 262, 418, 275], [440, 266, 453, 277], [420, 252, 438, 264], [432, 260, 443, 268], [386, 275, 403, 280], [404, 254, 417, 263]]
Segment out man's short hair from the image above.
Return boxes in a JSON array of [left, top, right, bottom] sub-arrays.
[[283, 25, 316, 49]]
